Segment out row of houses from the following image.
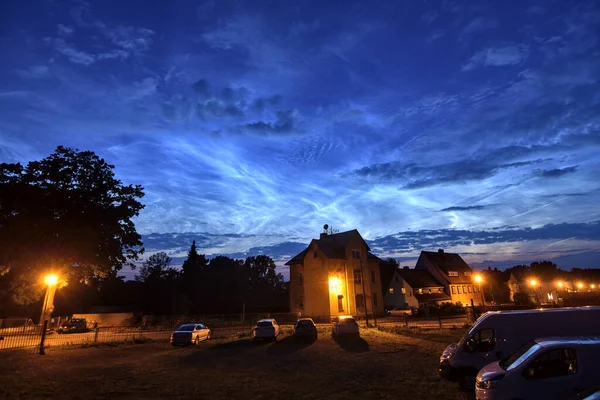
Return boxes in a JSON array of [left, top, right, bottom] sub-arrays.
[[286, 229, 483, 319]]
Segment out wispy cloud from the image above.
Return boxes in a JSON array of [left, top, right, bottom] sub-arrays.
[[440, 205, 487, 212], [534, 166, 578, 178], [462, 44, 530, 71]]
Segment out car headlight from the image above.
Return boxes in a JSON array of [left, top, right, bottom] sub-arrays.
[[476, 375, 504, 390], [440, 351, 454, 361]]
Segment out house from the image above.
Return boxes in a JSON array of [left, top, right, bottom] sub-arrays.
[[384, 268, 419, 310], [507, 272, 573, 304], [415, 249, 483, 305], [286, 229, 384, 320], [396, 267, 451, 309]]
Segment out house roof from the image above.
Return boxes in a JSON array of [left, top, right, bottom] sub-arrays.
[[421, 250, 472, 273], [367, 251, 381, 261], [397, 268, 444, 288], [285, 229, 372, 265], [414, 292, 452, 302]]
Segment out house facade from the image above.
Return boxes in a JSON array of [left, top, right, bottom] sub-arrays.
[[508, 273, 573, 304], [396, 267, 451, 309], [415, 249, 483, 305], [383, 269, 420, 310], [286, 229, 384, 320]]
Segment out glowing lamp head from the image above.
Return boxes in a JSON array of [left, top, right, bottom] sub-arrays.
[[577, 282, 584, 289], [529, 279, 537, 287], [44, 274, 59, 286], [557, 281, 564, 288], [592, 284, 596, 289], [474, 275, 483, 284], [329, 276, 341, 293]]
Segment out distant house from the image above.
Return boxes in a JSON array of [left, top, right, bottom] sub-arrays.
[[508, 272, 572, 304], [286, 229, 384, 320], [384, 268, 419, 310], [415, 249, 483, 305], [396, 267, 451, 309]]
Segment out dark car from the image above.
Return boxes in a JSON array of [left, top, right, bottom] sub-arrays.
[[57, 318, 89, 334], [294, 318, 317, 340]]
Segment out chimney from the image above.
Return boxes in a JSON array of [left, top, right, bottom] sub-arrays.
[[438, 248, 444, 254], [320, 233, 328, 240]]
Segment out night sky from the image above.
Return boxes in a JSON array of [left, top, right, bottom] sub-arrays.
[[1, 0, 600, 279]]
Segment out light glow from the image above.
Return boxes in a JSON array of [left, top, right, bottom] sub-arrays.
[[44, 274, 59, 286], [557, 281, 564, 288], [529, 279, 537, 287], [329, 276, 341, 294], [474, 275, 483, 284]]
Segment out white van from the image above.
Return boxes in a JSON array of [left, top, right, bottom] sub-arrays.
[[475, 337, 600, 400], [438, 307, 600, 390]]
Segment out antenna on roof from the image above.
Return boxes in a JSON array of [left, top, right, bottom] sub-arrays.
[[323, 224, 329, 232]]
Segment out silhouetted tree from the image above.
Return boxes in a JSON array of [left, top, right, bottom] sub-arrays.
[[136, 252, 173, 282], [181, 240, 208, 312], [379, 258, 399, 295], [0, 146, 144, 305]]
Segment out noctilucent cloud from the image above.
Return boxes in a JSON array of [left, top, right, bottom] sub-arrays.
[[2, 0, 600, 278]]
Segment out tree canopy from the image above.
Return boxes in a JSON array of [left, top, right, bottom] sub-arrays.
[[0, 146, 145, 304]]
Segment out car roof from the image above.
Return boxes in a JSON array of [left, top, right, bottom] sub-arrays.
[[257, 319, 275, 323], [535, 336, 600, 348], [337, 315, 355, 319]]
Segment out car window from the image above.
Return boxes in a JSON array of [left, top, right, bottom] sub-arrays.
[[297, 320, 314, 327], [502, 340, 536, 370], [257, 321, 273, 327], [525, 348, 577, 380], [340, 318, 356, 324], [176, 324, 196, 331], [466, 328, 495, 352]]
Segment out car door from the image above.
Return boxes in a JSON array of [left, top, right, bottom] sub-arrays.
[[464, 328, 497, 370], [519, 348, 580, 400], [198, 324, 208, 339]]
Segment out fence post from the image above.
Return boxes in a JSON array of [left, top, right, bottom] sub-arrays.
[[404, 314, 408, 327], [438, 313, 442, 329], [94, 328, 99, 343], [39, 320, 49, 355]]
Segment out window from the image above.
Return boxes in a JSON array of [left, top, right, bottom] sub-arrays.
[[428, 288, 432, 293], [373, 293, 378, 307], [438, 288, 442, 293], [313, 251, 318, 258], [457, 286, 461, 294], [353, 269, 362, 284], [389, 288, 394, 294], [464, 271, 471, 276], [401, 287, 406, 295], [298, 272, 303, 285], [355, 294, 365, 309], [418, 288, 423, 294], [462, 285, 467, 293], [452, 286, 456, 294], [337, 295, 344, 312], [526, 349, 577, 380], [352, 250, 360, 259], [370, 270, 376, 283], [468, 286, 472, 293], [395, 276, 399, 283], [448, 271, 459, 277], [466, 328, 496, 352], [299, 295, 304, 310]]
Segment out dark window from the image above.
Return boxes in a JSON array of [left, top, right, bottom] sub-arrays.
[[352, 250, 361, 259], [526, 349, 577, 380], [337, 296, 344, 312], [313, 251, 318, 258], [468, 286, 472, 293], [467, 328, 496, 352], [298, 272, 303, 285], [356, 294, 365, 309], [299, 295, 304, 310], [373, 293, 378, 307], [370, 270, 376, 283], [428, 288, 432, 293], [452, 286, 456, 294], [395, 276, 399, 283], [354, 269, 362, 284]]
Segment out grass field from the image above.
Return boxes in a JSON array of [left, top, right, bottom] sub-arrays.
[[0, 328, 471, 400]]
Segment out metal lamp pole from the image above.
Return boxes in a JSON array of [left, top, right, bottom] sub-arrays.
[[39, 275, 58, 325]]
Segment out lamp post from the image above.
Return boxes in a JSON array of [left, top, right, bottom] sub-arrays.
[[528, 279, 540, 304], [474, 275, 485, 306], [39, 274, 59, 325]]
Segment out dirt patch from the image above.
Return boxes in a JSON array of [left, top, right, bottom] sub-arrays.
[[0, 329, 470, 400]]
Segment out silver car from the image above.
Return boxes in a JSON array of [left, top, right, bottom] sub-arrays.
[[170, 323, 211, 346]]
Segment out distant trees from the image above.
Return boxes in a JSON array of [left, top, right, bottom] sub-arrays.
[[0, 146, 144, 306]]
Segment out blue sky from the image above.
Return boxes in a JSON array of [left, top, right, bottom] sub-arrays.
[[1, 0, 600, 279]]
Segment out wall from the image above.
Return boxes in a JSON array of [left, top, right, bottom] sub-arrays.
[[302, 242, 330, 320], [289, 263, 304, 313], [72, 313, 134, 327]]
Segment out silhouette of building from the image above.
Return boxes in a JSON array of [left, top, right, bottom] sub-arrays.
[[286, 229, 384, 320]]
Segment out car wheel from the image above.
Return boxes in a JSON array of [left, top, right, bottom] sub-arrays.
[[195, 336, 201, 345], [206, 332, 211, 340]]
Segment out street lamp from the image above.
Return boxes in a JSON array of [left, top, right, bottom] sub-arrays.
[[40, 274, 59, 325], [473, 275, 486, 306], [557, 281, 564, 288], [577, 282, 584, 291]]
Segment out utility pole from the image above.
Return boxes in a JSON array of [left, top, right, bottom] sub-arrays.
[[360, 260, 369, 327]]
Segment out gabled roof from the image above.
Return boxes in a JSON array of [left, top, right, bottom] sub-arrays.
[[397, 268, 444, 288], [285, 229, 372, 265], [367, 251, 381, 261], [421, 250, 472, 273]]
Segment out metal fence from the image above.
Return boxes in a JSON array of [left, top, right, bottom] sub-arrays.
[[0, 324, 44, 354]]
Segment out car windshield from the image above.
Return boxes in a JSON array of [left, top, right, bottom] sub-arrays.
[[257, 321, 273, 327], [176, 324, 196, 331], [297, 320, 314, 327], [503, 342, 542, 371], [340, 318, 356, 324]]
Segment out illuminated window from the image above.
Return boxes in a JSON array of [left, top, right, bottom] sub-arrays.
[[389, 288, 394, 294], [448, 271, 459, 277], [452, 286, 456, 294], [419, 288, 423, 294], [468, 286, 472, 293], [547, 293, 554, 300], [353, 269, 362, 284], [438, 288, 442, 293], [462, 285, 467, 293], [401, 287, 406, 295], [457, 286, 461, 294], [337, 295, 344, 312], [428, 288, 432, 293]]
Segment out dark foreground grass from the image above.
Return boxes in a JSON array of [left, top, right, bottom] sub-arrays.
[[0, 329, 470, 400]]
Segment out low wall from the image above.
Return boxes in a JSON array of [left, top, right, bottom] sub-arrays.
[[72, 313, 135, 327]]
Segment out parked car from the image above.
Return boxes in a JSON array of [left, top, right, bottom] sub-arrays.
[[386, 307, 417, 317], [252, 319, 280, 341], [475, 336, 600, 400], [57, 318, 89, 334], [439, 306, 600, 391], [294, 318, 317, 340], [170, 323, 211, 346], [332, 315, 359, 336]]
